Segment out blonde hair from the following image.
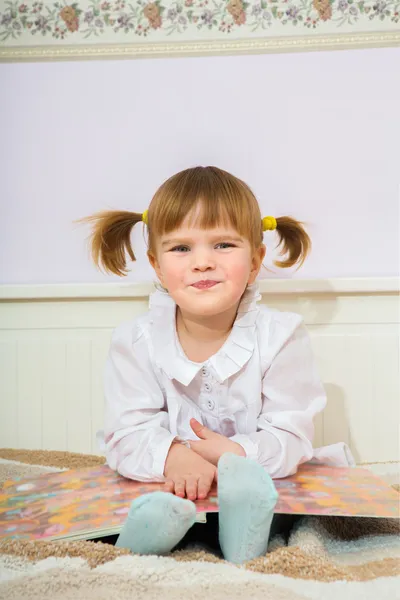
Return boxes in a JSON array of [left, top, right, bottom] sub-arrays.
[[80, 166, 311, 276]]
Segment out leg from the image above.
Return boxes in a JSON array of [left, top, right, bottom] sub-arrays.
[[116, 491, 196, 555], [217, 453, 278, 564]]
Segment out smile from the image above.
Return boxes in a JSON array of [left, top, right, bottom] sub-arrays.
[[191, 280, 220, 290]]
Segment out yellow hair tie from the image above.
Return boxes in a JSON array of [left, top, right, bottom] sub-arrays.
[[262, 216, 277, 232], [142, 209, 148, 225]]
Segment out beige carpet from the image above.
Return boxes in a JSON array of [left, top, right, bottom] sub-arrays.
[[0, 449, 399, 600]]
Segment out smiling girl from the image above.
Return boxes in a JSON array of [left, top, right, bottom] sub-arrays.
[[81, 165, 352, 563]]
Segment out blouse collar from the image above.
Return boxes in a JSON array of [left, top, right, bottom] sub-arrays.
[[149, 283, 261, 386]]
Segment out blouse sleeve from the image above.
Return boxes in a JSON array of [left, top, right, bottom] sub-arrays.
[[103, 321, 176, 482], [233, 314, 326, 478]]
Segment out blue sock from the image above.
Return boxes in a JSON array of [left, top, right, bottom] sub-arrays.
[[115, 491, 196, 555], [217, 453, 278, 564]]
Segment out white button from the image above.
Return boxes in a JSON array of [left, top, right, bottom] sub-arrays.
[[207, 399, 215, 410], [201, 367, 208, 377], [204, 382, 212, 392]]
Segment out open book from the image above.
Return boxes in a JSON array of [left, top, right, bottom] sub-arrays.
[[0, 463, 398, 542]]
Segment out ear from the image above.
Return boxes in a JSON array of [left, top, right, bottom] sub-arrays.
[[148, 251, 164, 286], [248, 244, 266, 284]]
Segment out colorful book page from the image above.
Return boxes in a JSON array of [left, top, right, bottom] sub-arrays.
[[0, 463, 398, 542]]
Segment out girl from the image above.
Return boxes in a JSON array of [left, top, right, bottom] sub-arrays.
[[82, 165, 352, 564]]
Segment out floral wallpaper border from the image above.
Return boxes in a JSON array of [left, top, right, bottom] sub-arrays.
[[0, 0, 399, 61]]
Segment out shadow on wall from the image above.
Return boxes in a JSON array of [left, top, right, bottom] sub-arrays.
[[262, 279, 339, 328], [271, 281, 358, 462], [323, 382, 359, 464]]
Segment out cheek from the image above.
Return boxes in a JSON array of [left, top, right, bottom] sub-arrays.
[[224, 255, 251, 281], [159, 256, 186, 287]]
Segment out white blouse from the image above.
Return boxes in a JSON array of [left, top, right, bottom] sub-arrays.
[[99, 284, 354, 482]]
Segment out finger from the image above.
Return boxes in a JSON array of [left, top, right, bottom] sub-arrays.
[[185, 477, 198, 501], [197, 475, 213, 500], [190, 418, 210, 440], [164, 479, 175, 494], [189, 441, 211, 464], [174, 478, 186, 498]]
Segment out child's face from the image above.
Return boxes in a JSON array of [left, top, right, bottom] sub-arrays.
[[149, 220, 265, 318]]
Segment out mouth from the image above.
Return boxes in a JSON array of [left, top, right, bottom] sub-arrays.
[[191, 280, 220, 290]]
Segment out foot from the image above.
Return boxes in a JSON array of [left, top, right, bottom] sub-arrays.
[[218, 453, 278, 564], [115, 491, 196, 555]]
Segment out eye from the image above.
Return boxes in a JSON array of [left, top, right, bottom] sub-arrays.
[[170, 245, 190, 253], [216, 242, 235, 249]]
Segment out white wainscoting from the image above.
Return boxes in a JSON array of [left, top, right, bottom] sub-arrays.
[[0, 278, 399, 464]]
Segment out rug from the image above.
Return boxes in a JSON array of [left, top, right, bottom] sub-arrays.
[[0, 449, 399, 600]]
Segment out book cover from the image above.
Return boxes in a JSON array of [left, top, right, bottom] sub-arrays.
[[0, 463, 398, 542]]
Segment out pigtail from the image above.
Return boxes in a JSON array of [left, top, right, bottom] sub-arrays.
[[78, 210, 143, 276], [274, 216, 311, 269]]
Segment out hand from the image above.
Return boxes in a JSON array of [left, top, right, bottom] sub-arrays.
[[163, 442, 217, 501], [189, 418, 246, 467]]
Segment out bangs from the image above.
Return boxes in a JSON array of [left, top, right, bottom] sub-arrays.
[[148, 166, 263, 248]]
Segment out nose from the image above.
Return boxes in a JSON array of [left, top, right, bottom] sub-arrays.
[[191, 247, 215, 272]]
